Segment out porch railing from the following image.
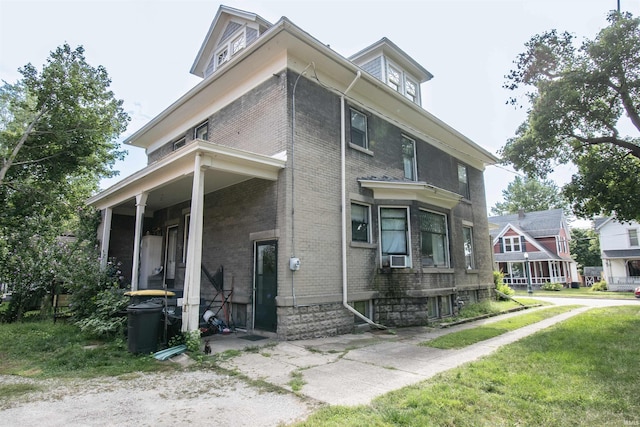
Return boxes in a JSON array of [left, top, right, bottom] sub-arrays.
[[608, 276, 640, 292], [503, 276, 567, 288]]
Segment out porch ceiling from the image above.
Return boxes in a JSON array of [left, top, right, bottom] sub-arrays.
[[87, 141, 286, 215]]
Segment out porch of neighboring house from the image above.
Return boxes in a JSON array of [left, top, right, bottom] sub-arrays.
[[604, 257, 640, 292], [497, 259, 573, 289]]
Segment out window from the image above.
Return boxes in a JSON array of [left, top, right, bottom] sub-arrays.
[[629, 229, 639, 247], [195, 122, 208, 141], [556, 237, 568, 254], [458, 164, 470, 199], [380, 207, 410, 266], [216, 48, 229, 67], [628, 260, 640, 277], [439, 295, 452, 317], [503, 236, 522, 252], [427, 297, 439, 318], [402, 136, 416, 181], [173, 138, 186, 150], [387, 63, 402, 91], [350, 109, 368, 149], [405, 78, 418, 102], [463, 226, 475, 269], [509, 262, 526, 277], [350, 300, 371, 324], [351, 203, 370, 243], [231, 33, 246, 55], [420, 210, 450, 268]]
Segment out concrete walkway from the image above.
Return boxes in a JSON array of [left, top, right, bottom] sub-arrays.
[[204, 299, 634, 407]]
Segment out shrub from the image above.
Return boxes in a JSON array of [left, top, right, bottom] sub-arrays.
[[493, 271, 515, 297], [591, 280, 608, 292], [541, 282, 563, 291]]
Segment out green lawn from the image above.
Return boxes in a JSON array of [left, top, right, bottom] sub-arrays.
[[424, 305, 579, 349], [296, 306, 640, 426], [516, 287, 637, 299]]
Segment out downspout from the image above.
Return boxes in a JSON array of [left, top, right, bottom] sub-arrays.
[[340, 70, 386, 329]]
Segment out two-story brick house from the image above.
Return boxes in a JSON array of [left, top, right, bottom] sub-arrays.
[[88, 5, 498, 339], [489, 209, 579, 289]]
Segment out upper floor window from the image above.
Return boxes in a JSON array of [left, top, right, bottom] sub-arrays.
[[556, 237, 569, 254], [629, 229, 639, 247], [405, 78, 418, 102], [420, 210, 450, 268], [385, 60, 421, 104], [503, 236, 522, 253], [173, 138, 186, 151], [351, 203, 370, 243], [387, 63, 402, 92], [458, 164, 470, 199], [463, 226, 475, 269], [402, 136, 416, 181], [216, 48, 229, 67], [231, 33, 245, 55], [214, 28, 249, 71], [350, 109, 368, 149], [195, 122, 208, 141]]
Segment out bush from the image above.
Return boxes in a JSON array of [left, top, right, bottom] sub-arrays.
[[541, 282, 563, 291], [493, 271, 515, 297], [591, 280, 608, 292]]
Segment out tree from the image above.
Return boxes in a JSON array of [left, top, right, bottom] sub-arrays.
[[500, 11, 640, 222], [569, 228, 602, 274], [490, 176, 568, 216], [0, 44, 129, 319]]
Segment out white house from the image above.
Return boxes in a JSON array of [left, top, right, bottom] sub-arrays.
[[594, 216, 640, 291]]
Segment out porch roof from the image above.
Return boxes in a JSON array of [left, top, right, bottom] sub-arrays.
[[358, 178, 462, 209], [87, 140, 286, 214], [602, 249, 640, 259], [494, 251, 563, 262]]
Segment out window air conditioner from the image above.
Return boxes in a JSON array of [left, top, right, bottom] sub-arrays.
[[390, 255, 407, 268]]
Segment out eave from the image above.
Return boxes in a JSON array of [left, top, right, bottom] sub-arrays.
[[358, 179, 462, 209]]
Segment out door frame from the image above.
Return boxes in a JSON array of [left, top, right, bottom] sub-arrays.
[[253, 239, 278, 332]]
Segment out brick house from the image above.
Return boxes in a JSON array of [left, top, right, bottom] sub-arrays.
[[88, 5, 498, 339], [489, 209, 579, 289]]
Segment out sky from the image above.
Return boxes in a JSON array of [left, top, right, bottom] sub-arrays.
[[1, 0, 639, 224]]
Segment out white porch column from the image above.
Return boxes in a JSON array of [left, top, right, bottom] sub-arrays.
[[131, 192, 148, 291], [99, 207, 113, 269], [182, 154, 205, 332]]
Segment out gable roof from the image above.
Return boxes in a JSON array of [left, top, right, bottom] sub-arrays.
[[190, 5, 272, 78], [488, 209, 568, 239]]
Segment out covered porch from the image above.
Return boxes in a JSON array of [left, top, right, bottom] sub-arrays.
[[88, 140, 286, 332], [496, 252, 575, 289], [602, 249, 640, 292]]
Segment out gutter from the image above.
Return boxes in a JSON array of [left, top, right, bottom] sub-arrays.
[[340, 70, 386, 330]]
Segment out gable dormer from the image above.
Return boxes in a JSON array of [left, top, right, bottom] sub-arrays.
[[349, 38, 433, 106], [190, 5, 272, 79]]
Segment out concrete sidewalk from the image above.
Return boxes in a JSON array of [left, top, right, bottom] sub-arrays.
[[204, 305, 593, 406]]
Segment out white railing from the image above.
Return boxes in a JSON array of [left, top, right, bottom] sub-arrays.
[[608, 276, 640, 292], [503, 276, 567, 288]]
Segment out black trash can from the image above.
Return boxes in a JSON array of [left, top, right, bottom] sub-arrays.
[[127, 301, 163, 354]]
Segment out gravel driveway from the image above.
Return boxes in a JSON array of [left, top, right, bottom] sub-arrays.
[[0, 368, 318, 426]]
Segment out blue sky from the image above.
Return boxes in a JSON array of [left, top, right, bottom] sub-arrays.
[[2, 0, 638, 221]]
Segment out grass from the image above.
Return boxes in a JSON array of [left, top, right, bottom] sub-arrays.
[[0, 321, 176, 379], [296, 305, 640, 426], [424, 305, 579, 349], [515, 287, 637, 299]]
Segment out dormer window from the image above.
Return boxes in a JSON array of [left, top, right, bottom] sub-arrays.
[[232, 33, 245, 54], [387, 64, 402, 91], [405, 78, 417, 102], [213, 27, 251, 72], [384, 60, 421, 104], [216, 48, 229, 67]]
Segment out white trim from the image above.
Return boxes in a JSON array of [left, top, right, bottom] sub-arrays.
[[378, 206, 412, 269], [419, 208, 451, 269], [359, 179, 462, 210]]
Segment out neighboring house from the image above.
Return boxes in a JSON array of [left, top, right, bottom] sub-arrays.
[[489, 209, 579, 288], [88, 5, 498, 339], [594, 216, 640, 291]]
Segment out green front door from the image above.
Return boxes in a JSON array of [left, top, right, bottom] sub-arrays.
[[254, 241, 277, 332]]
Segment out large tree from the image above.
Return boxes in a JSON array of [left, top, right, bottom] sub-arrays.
[[569, 228, 602, 274], [500, 11, 640, 222], [0, 44, 129, 319], [490, 176, 568, 216]]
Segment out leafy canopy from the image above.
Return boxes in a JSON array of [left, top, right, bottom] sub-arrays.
[[501, 12, 640, 222], [491, 176, 568, 216]]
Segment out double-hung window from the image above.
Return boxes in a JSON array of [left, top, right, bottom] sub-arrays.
[[350, 109, 368, 149], [463, 226, 475, 269], [387, 63, 402, 91], [503, 236, 522, 252], [458, 164, 470, 199], [195, 122, 208, 141], [380, 207, 410, 267], [402, 136, 416, 181], [420, 210, 450, 268], [351, 203, 370, 243], [629, 229, 639, 247]]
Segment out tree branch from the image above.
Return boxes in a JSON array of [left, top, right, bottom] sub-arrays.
[[0, 108, 47, 186], [574, 134, 640, 158]]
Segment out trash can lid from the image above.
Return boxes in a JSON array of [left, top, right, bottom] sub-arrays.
[[124, 290, 175, 297], [127, 301, 164, 311]]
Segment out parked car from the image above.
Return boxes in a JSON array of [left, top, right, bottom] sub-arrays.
[[635, 287, 640, 298]]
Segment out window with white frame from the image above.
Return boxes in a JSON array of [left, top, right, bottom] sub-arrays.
[[231, 33, 246, 55], [463, 226, 475, 269], [385, 61, 420, 104], [195, 122, 208, 141], [380, 207, 410, 266], [351, 203, 370, 243], [214, 28, 249, 71], [387, 63, 402, 91], [350, 109, 368, 149], [173, 138, 186, 151], [420, 210, 450, 268], [216, 48, 229, 68], [405, 77, 418, 102], [503, 236, 522, 252], [556, 237, 569, 254], [402, 136, 416, 181], [629, 229, 639, 247], [458, 164, 470, 199]]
